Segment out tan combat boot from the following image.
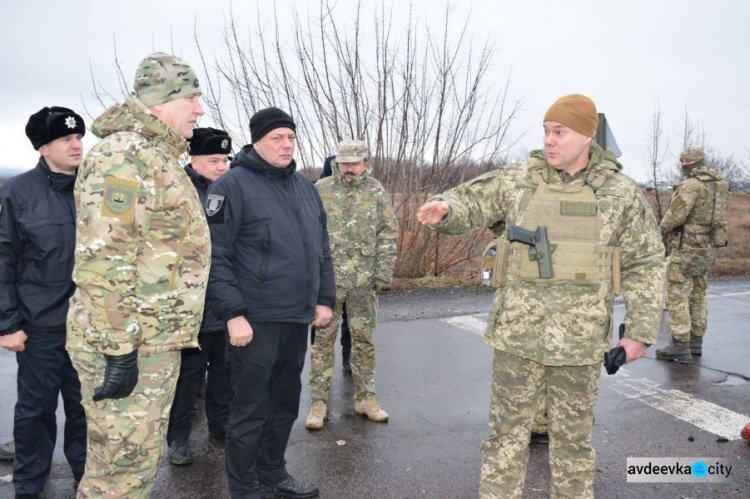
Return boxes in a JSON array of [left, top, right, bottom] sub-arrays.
[[355, 396, 389, 423], [305, 400, 327, 430]]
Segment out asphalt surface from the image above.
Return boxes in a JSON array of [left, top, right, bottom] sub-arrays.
[[0, 277, 748, 498]]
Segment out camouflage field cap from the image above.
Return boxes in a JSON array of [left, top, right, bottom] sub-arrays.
[[336, 140, 369, 163], [680, 146, 705, 162], [134, 52, 201, 107]]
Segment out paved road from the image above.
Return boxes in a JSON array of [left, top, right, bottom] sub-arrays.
[[1, 277, 748, 498]]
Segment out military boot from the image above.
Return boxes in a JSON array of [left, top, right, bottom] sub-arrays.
[[355, 396, 389, 423], [342, 350, 352, 374], [655, 339, 692, 363], [168, 440, 193, 465], [689, 334, 703, 356], [305, 400, 327, 430]]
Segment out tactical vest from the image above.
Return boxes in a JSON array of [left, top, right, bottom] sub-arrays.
[[683, 170, 729, 248], [482, 160, 621, 294]]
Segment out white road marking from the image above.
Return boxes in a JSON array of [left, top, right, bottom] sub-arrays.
[[0, 474, 11, 483], [441, 314, 750, 441]]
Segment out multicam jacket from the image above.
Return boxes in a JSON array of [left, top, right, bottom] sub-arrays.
[[316, 165, 398, 289], [432, 144, 665, 366], [67, 95, 211, 355]]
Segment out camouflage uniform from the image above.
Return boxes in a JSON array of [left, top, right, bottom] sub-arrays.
[[309, 141, 398, 404], [659, 147, 727, 345], [67, 58, 210, 497], [431, 144, 664, 498]]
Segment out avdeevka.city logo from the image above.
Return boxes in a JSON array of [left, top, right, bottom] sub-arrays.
[[626, 457, 732, 483]]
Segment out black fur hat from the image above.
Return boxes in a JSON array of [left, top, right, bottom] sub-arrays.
[[189, 127, 232, 156], [25, 106, 85, 150]]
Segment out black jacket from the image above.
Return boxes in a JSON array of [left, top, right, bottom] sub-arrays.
[[184, 164, 224, 333], [206, 146, 335, 323], [0, 159, 76, 335]]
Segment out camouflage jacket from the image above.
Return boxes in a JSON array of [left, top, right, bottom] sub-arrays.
[[431, 144, 664, 366], [660, 166, 724, 254], [316, 165, 398, 290], [67, 95, 211, 355]]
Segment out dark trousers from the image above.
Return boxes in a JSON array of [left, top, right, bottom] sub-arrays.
[[168, 330, 232, 444], [14, 331, 86, 494], [311, 304, 351, 354], [225, 322, 308, 499]]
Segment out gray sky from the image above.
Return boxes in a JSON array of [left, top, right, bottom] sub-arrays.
[[1, 0, 748, 181]]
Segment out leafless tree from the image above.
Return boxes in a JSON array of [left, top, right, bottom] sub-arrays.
[[195, 0, 521, 277], [645, 103, 669, 220], [88, 0, 522, 279]]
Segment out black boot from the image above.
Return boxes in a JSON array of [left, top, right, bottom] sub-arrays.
[[689, 334, 703, 356], [168, 440, 193, 465], [273, 476, 319, 499]]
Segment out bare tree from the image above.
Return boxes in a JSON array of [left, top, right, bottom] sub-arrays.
[[88, 0, 522, 279], [645, 102, 669, 220], [196, 0, 521, 278]]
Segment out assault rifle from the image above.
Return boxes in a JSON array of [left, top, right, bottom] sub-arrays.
[[507, 225, 556, 279]]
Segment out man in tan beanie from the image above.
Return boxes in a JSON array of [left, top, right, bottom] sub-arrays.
[[67, 52, 211, 497], [417, 94, 664, 498]]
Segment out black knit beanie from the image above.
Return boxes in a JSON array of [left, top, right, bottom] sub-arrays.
[[249, 107, 296, 143]]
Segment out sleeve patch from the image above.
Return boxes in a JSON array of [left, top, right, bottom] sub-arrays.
[[102, 177, 138, 222], [206, 194, 226, 224]]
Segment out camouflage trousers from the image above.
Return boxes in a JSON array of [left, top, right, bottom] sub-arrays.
[[69, 349, 181, 498], [480, 350, 601, 499], [309, 286, 377, 403], [667, 257, 708, 342]]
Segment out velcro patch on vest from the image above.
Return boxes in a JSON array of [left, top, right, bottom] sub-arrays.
[[102, 177, 138, 222], [561, 201, 597, 216]]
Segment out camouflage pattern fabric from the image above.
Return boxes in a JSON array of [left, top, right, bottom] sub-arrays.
[[532, 397, 548, 434], [660, 164, 723, 342], [666, 262, 707, 341], [310, 150, 398, 402], [430, 143, 663, 497], [432, 144, 664, 365], [133, 52, 201, 107], [315, 159, 398, 289], [309, 286, 378, 402], [67, 95, 210, 356], [70, 349, 180, 498], [479, 350, 599, 499]]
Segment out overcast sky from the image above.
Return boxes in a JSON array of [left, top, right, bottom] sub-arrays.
[[1, 0, 748, 181]]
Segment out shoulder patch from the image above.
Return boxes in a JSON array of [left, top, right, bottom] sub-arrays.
[[102, 177, 138, 222], [206, 194, 226, 223]]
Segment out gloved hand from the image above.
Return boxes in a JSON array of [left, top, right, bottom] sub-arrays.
[[373, 279, 391, 293], [93, 350, 139, 401]]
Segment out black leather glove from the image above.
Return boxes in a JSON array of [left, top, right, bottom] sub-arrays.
[[604, 323, 627, 375], [93, 350, 139, 401]]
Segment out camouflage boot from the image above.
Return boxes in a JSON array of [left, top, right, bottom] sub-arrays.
[[655, 339, 692, 363], [305, 400, 327, 430], [355, 396, 389, 423], [689, 334, 703, 356]]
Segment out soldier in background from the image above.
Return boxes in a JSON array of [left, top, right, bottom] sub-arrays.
[[656, 146, 728, 362], [417, 94, 664, 498], [66, 53, 211, 497], [319, 154, 353, 373], [0, 106, 87, 498], [167, 127, 233, 465], [306, 140, 398, 430]]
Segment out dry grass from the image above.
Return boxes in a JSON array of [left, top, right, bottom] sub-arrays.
[[711, 191, 750, 276]]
